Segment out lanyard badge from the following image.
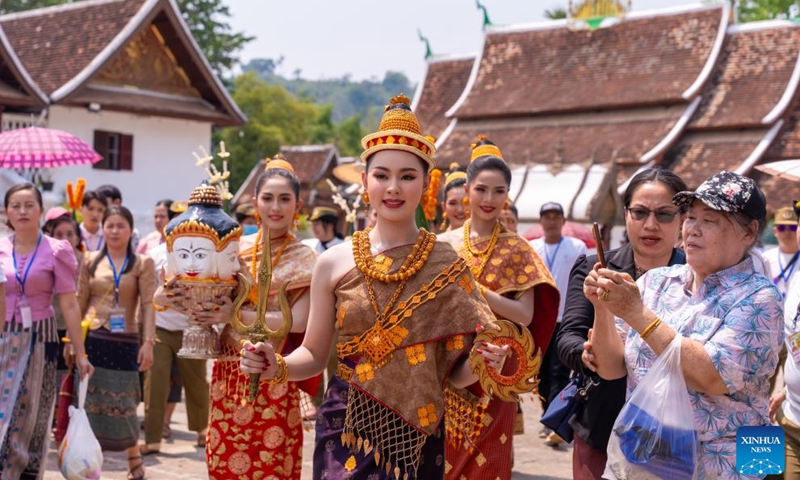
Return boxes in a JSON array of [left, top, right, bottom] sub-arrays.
[[106, 253, 129, 333], [12, 234, 42, 329]]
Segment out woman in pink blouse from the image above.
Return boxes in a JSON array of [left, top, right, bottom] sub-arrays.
[[0, 182, 93, 480]]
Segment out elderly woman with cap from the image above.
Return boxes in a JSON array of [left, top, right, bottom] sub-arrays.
[[584, 171, 784, 478]]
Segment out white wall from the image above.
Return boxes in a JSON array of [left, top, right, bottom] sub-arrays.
[[47, 106, 212, 234]]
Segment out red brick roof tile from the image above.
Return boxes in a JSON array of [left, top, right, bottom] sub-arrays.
[[0, 0, 145, 95], [768, 101, 800, 160], [661, 132, 768, 188], [452, 5, 725, 119], [435, 108, 683, 170], [753, 170, 799, 213], [279, 145, 337, 185], [413, 56, 474, 141], [691, 24, 800, 129]]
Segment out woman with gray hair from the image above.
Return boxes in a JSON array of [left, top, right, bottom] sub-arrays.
[[584, 171, 784, 478]]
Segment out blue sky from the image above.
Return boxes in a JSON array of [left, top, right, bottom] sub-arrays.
[[225, 0, 700, 83]]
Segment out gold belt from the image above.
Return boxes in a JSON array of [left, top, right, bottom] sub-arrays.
[[337, 362, 354, 381]]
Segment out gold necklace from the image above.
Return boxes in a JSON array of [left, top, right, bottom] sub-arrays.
[[353, 228, 435, 325], [462, 219, 502, 278], [352, 228, 435, 283]]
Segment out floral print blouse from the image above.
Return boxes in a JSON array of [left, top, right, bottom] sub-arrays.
[[616, 256, 784, 479]]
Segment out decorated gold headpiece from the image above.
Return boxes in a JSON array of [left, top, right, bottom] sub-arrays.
[[165, 182, 242, 252], [470, 135, 504, 162], [445, 162, 467, 186], [264, 153, 295, 174], [360, 94, 436, 169]]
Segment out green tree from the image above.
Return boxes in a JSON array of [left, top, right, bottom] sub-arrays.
[[0, 0, 252, 77], [544, 6, 568, 19], [335, 114, 366, 158], [738, 0, 800, 21], [218, 73, 332, 191], [0, 0, 63, 13]]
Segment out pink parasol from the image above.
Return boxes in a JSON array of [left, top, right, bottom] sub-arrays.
[[0, 126, 102, 169], [523, 221, 596, 248]]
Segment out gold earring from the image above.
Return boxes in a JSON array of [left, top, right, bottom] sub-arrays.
[[362, 192, 370, 204], [293, 213, 300, 230], [254, 211, 261, 226]]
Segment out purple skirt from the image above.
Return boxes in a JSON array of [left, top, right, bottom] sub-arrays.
[[313, 375, 445, 480]]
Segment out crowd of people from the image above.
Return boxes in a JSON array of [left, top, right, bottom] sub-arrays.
[[0, 93, 796, 480]]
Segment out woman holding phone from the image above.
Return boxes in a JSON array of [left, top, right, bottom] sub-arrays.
[[557, 169, 687, 479]]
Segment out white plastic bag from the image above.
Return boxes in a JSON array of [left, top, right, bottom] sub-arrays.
[[605, 334, 698, 480], [58, 377, 103, 480]]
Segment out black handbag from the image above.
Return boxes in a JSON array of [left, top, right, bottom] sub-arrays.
[[540, 373, 596, 443]]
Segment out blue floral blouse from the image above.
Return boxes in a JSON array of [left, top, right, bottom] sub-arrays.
[[616, 256, 784, 479]]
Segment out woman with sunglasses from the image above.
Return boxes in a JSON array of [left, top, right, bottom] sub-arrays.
[[557, 168, 687, 479]]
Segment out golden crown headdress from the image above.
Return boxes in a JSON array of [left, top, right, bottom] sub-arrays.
[[264, 153, 295, 174], [470, 135, 504, 163], [360, 94, 436, 169]]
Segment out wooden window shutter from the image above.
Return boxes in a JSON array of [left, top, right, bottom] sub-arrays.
[[93, 130, 110, 169], [119, 134, 133, 171]]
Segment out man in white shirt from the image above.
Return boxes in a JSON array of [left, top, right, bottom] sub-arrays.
[[763, 206, 800, 299], [302, 207, 344, 255], [531, 202, 587, 446]]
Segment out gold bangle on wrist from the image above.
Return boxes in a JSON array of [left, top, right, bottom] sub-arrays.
[[144, 337, 156, 346], [268, 353, 289, 385], [640, 317, 662, 340], [152, 299, 168, 312]]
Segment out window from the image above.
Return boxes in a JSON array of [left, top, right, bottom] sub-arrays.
[[93, 130, 133, 171]]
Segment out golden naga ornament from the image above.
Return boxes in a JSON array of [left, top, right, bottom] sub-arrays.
[[469, 320, 542, 402], [230, 229, 293, 402]]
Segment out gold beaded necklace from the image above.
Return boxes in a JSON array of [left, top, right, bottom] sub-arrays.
[[352, 228, 435, 282], [352, 228, 436, 323], [462, 218, 502, 279]]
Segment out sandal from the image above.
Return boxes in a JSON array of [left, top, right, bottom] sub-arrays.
[[162, 424, 172, 440], [138, 443, 160, 456], [127, 454, 146, 480]]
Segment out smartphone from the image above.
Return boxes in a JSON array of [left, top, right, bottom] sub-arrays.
[[592, 222, 606, 268]]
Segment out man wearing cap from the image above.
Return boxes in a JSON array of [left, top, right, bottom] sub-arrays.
[[530, 202, 587, 447], [763, 206, 800, 298], [302, 207, 343, 255]]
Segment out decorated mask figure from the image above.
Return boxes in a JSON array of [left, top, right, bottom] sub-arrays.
[[164, 182, 244, 359], [165, 182, 241, 283]]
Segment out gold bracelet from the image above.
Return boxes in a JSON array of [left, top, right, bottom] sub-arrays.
[[268, 353, 289, 385], [144, 337, 156, 346], [640, 317, 662, 340], [152, 299, 168, 312], [479, 284, 488, 300]]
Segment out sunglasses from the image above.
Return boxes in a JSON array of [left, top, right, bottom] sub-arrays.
[[626, 207, 679, 224], [777, 224, 798, 232]]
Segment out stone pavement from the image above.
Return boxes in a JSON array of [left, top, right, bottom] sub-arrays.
[[44, 396, 572, 479]]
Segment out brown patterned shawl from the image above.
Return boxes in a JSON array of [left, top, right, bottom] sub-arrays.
[[457, 226, 560, 357]]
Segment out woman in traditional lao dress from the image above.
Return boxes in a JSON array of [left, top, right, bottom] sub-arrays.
[[438, 137, 560, 480], [242, 95, 506, 480], [200, 158, 318, 480], [78, 205, 155, 480]]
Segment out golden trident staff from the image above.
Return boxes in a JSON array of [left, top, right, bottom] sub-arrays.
[[231, 229, 293, 401]]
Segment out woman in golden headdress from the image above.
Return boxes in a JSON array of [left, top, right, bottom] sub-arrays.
[[438, 137, 560, 480], [156, 158, 318, 480], [440, 163, 468, 231], [241, 95, 505, 480]]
